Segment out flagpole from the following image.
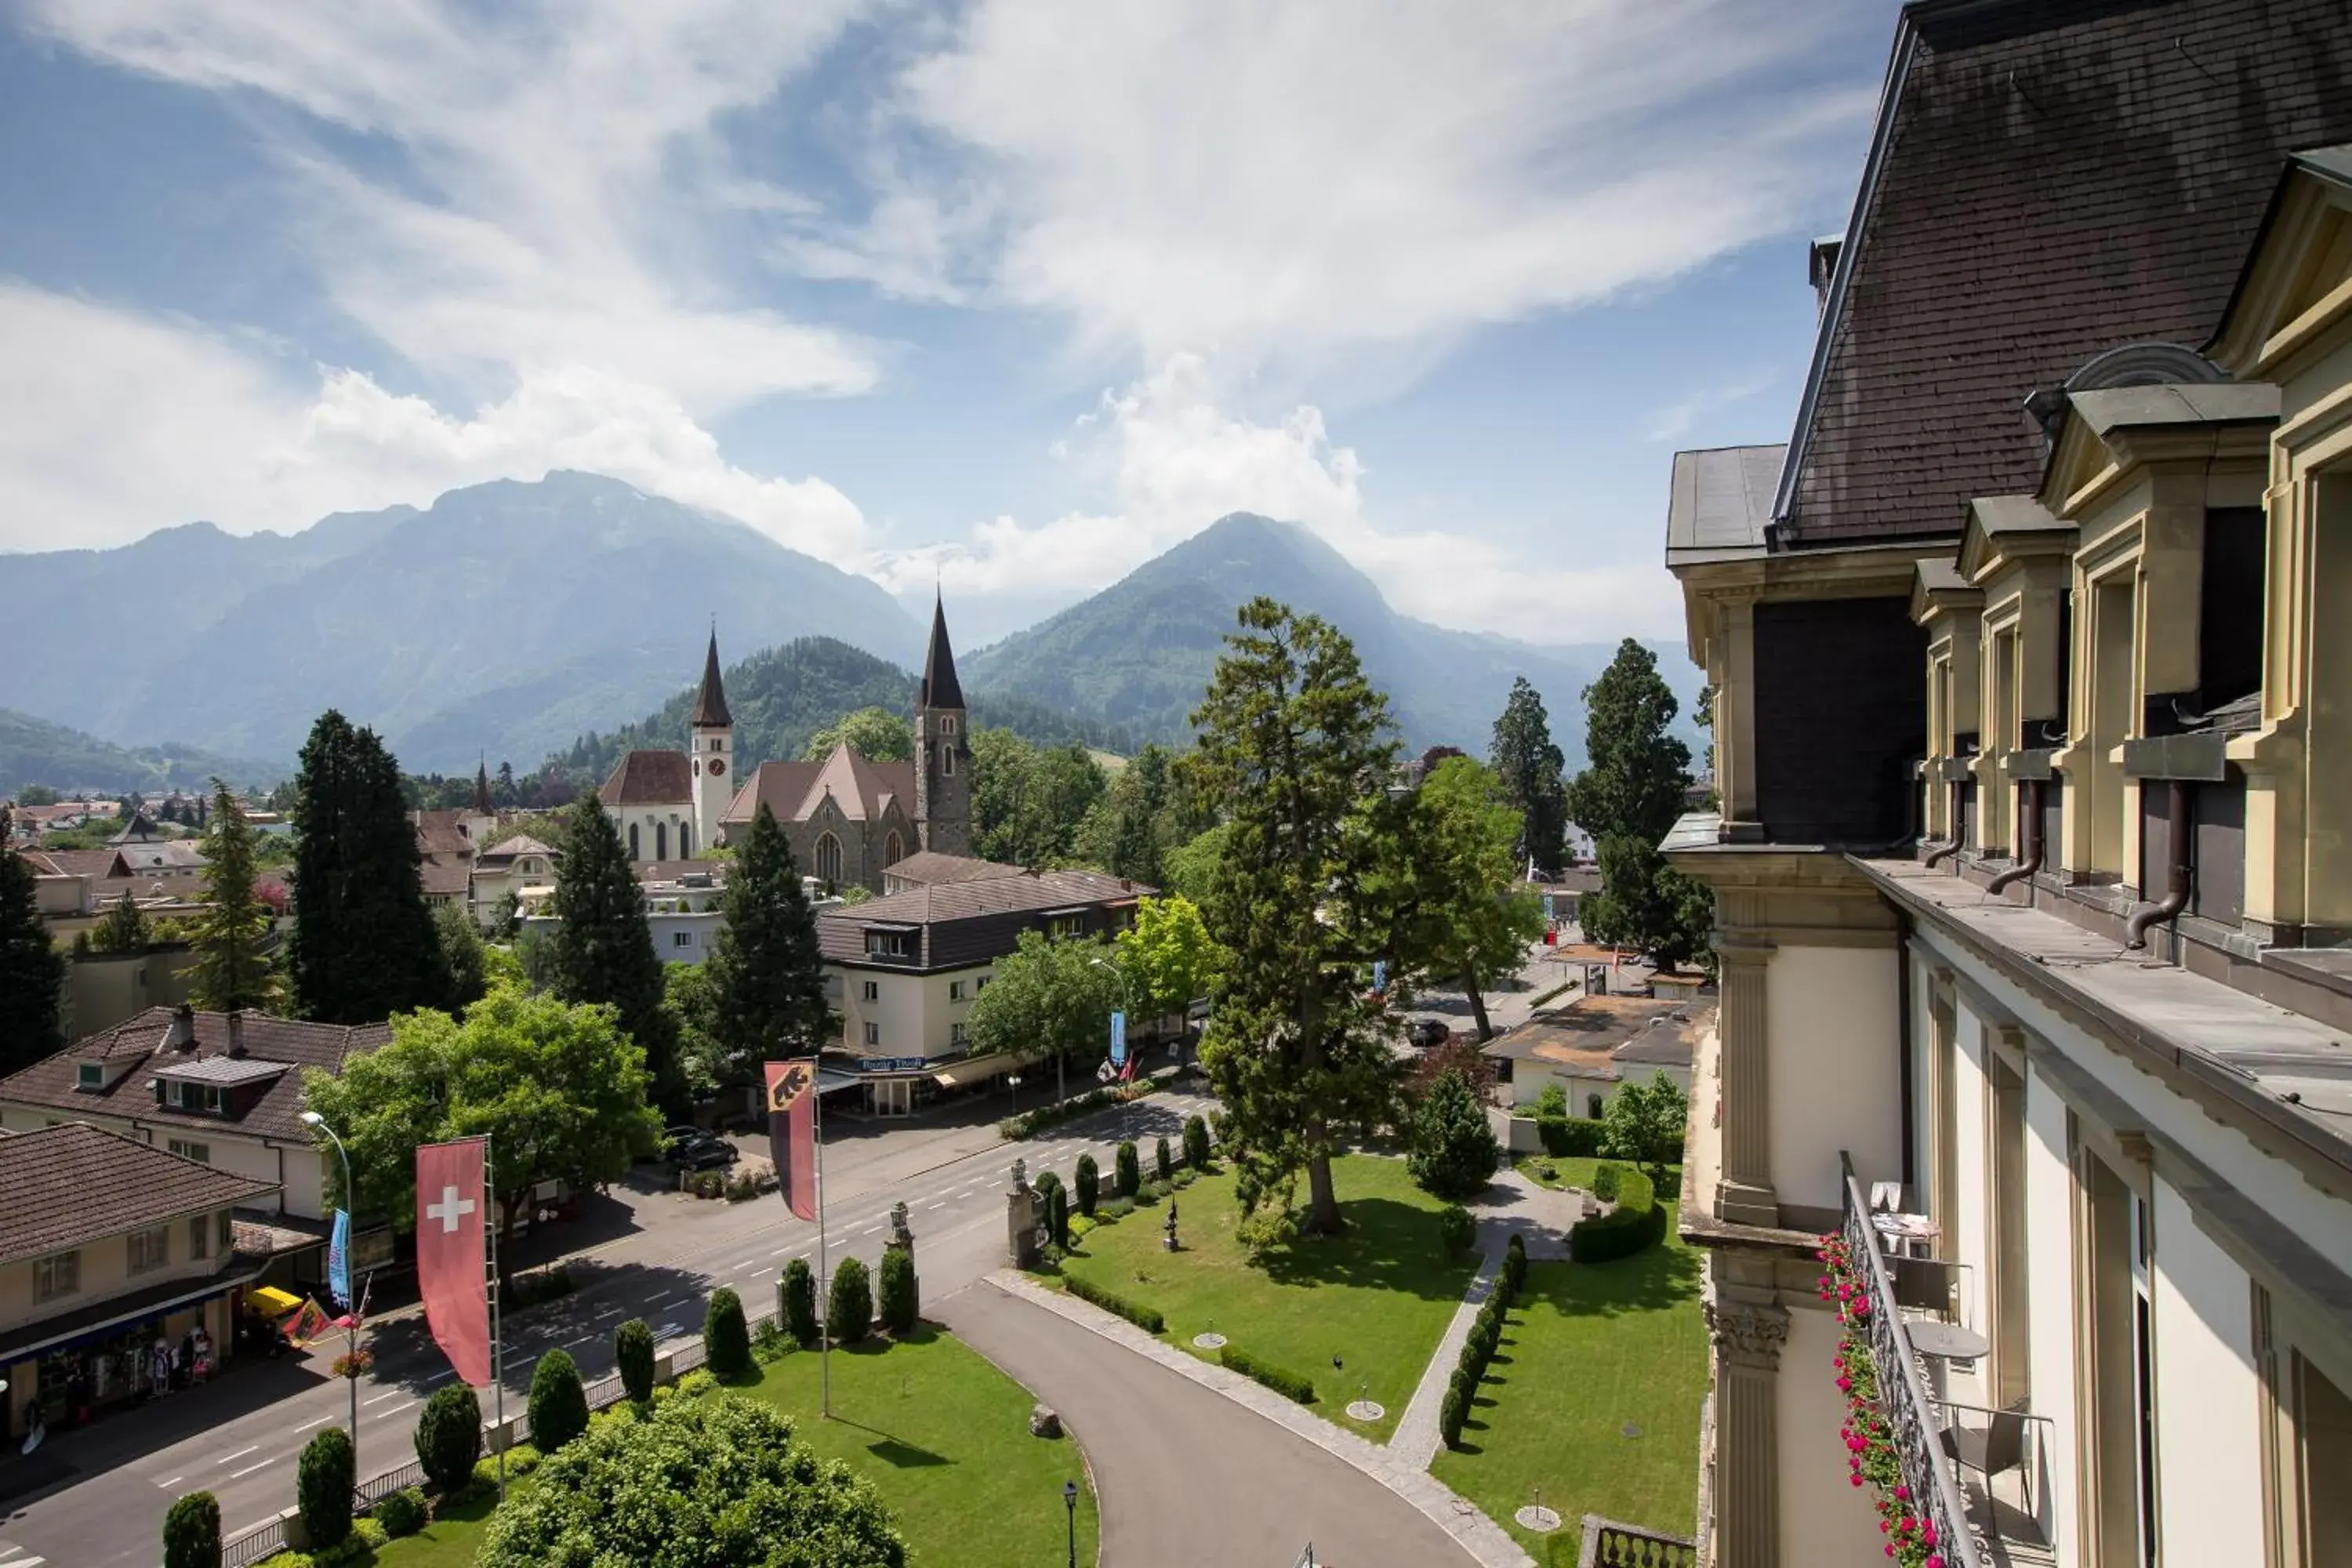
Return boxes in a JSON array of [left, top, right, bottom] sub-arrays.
[[815, 1055, 830, 1420], [485, 1134, 506, 1502]]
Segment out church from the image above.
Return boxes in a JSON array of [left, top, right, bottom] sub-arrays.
[[597, 597, 971, 893]]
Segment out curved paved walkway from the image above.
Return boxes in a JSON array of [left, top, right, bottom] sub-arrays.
[[942, 1278, 1508, 1568]]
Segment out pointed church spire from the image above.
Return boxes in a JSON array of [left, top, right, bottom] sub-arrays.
[[916, 593, 964, 710], [474, 754, 492, 815], [691, 626, 732, 728]]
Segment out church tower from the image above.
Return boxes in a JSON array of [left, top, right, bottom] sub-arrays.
[[688, 629, 733, 857], [913, 595, 970, 855]]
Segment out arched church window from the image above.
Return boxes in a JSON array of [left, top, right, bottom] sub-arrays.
[[942, 746, 955, 777], [655, 822, 668, 862], [629, 822, 640, 860], [681, 824, 693, 858], [884, 831, 902, 867], [815, 832, 843, 885]]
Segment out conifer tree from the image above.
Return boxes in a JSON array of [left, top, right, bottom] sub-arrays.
[[289, 712, 450, 1022], [550, 794, 683, 1112], [0, 808, 67, 1073], [1489, 677, 1570, 873], [93, 891, 149, 954], [705, 802, 829, 1089], [1567, 641, 1712, 969], [184, 779, 285, 1014]]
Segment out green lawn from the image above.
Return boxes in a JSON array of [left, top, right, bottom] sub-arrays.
[[1429, 1218, 1707, 1563], [373, 1327, 1097, 1568], [1053, 1152, 1476, 1441]]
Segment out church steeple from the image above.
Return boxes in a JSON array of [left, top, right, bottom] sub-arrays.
[[689, 628, 734, 856], [913, 594, 969, 855], [691, 628, 732, 728], [915, 593, 964, 711]]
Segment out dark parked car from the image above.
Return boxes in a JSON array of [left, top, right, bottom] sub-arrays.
[[1406, 1018, 1451, 1050], [668, 1134, 741, 1171]]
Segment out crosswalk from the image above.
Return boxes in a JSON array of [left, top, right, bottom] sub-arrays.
[[0, 1539, 49, 1566]]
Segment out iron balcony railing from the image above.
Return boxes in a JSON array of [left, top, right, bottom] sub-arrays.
[[1839, 1152, 1984, 1568]]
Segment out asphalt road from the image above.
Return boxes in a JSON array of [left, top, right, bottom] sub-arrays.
[[0, 1087, 1215, 1568]]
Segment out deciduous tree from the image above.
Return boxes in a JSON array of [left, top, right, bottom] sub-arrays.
[[1400, 757, 1545, 1040], [1490, 677, 1569, 873], [1160, 822, 1229, 906], [704, 802, 829, 1091], [963, 929, 1120, 1098], [549, 795, 683, 1112], [803, 706, 913, 762], [1600, 1071, 1689, 1183], [91, 891, 148, 955], [434, 902, 488, 1009], [183, 781, 284, 1014], [1113, 894, 1227, 1024]]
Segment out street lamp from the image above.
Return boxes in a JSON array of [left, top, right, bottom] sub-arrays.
[[1007, 1073, 1022, 1118], [1063, 1478, 1079, 1568], [299, 1110, 360, 1468], [1086, 956, 1134, 1102]]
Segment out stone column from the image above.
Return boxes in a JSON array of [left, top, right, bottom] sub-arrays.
[[1720, 597, 1763, 842], [1704, 1298, 1789, 1568], [1715, 937, 1777, 1226]]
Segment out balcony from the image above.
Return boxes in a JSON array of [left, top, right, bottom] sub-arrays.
[[1835, 1156, 2053, 1568]]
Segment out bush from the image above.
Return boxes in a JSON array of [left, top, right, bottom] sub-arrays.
[[1234, 1204, 1298, 1259], [1171, 1167, 1196, 1189], [879, 1247, 920, 1334], [1033, 1168, 1063, 1212], [1439, 1385, 1468, 1449], [704, 1287, 753, 1381], [676, 1370, 718, 1400], [1061, 1272, 1165, 1333], [527, 1348, 590, 1454], [373, 1488, 426, 1540], [782, 1258, 818, 1344], [723, 1167, 762, 1202], [1100, 1195, 1136, 1220], [1592, 1162, 1623, 1203], [1438, 1203, 1475, 1258], [415, 1382, 484, 1493], [1503, 1234, 1527, 1294], [296, 1426, 355, 1551], [352, 1518, 390, 1552], [753, 1316, 789, 1364], [1535, 1115, 1604, 1157], [1569, 1167, 1667, 1264], [1115, 1140, 1142, 1198], [1045, 1181, 1070, 1249], [614, 1318, 655, 1403], [1155, 1136, 1174, 1183], [1074, 1154, 1100, 1215], [829, 1256, 873, 1343], [163, 1490, 221, 1568], [1182, 1113, 1213, 1171], [1408, 1068, 1501, 1200], [1218, 1345, 1316, 1404], [1138, 1178, 1167, 1205], [1534, 1082, 1568, 1121]]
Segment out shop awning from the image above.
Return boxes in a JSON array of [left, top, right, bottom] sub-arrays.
[[245, 1285, 304, 1319], [0, 1268, 262, 1365], [932, 1052, 1021, 1089]]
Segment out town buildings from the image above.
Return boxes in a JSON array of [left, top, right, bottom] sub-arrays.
[[1483, 993, 1700, 1116], [1659, 5, 2352, 1566]]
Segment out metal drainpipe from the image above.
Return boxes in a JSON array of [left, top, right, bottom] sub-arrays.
[[1986, 779, 2043, 895], [1922, 781, 1962, 868], [2125, 780, 2194, 949]]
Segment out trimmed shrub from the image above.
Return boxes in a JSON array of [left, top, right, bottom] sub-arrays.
[[753, 1316, 789, 1364], [415, 1382, 484, 1493], [1535, 1115, 1604, 1158], [1439, 1385, 1468, 1449], [1045, 1181, 1071, 1249], [373, 1488, 426, 1540], [353, 1518, 390, 1552], [1061, 1272, 1165, 1333], [879, 1247, 920, 1334], [296, 1426, 355, 1552], [613, 1318, 655, 1403], [1074, 1153, 1100, 1215], [527, 1347, 590, 1454], [1182, 1113, 1213, 1171], [676, 1370, 718, 1400], [828, 1256, 873, 1343], [1171, 1167, 1196, 1189], [1114, 1139, 1142, 1198], [1503, 1235, 1528, 1294], [1218, 1345, 1316, 1404], [781, 1258, 818, 1344], [1569, 1167, 1667, 1264], [704, 1287, 752, 1381], [1592, 1162, 1623, 1203], [163, 1490, 221, 1568], [1100, 1195, 1137, 1219], [1438, 1203, 1475, 1258], [1033, 1168, 1063, 1214], [1154, 1136, 1174, 1183]]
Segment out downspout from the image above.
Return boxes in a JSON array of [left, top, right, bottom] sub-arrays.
[[1896, 913, 1915, 1193], [2125, 781, 2194, 949], [1922, 783, 1962, 868], [1985, 780, 2043, 895]]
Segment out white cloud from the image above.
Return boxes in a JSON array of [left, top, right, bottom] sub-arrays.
[[818, 0, 1878, 387], [1643, 370, 1780, 444], [0, 283, 867, 557]]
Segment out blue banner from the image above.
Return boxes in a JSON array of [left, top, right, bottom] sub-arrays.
[[1542, 894, 1555, 921], [1372, 960, 1387, 993], [328, 1208, 351, 1309], [1109, 1010, 1127, 1067]]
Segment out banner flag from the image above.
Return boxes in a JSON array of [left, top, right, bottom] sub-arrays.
[[281, 1297, 333, 1348], [416, 1138, 491, 1386], [1109, 1010, 1127, 1067], [327, 1209, 351, 1308], [765, 1059, 818, 1223], [1372, 960, 1387, 993]]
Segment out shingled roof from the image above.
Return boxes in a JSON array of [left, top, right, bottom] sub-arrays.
[[691, 630, 732, 728], [1777, 0, 2352, 549], [817, 868, 1151, 971], [600, 749, 694, 807], [0, 1123, 279, 1265], [723, 750, 918, 827]]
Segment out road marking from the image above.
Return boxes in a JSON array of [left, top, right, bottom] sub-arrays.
[[593, 1305, 622, 1320], [426, 1368, 457, 1384], [858, 1224, 880, 1236], [925, 1202, 947, 1210], [564, 1334, 593, 1347], [229, 1457, 277, 1479], [735, 1258, 760, 1271], [373, 1399, 416, 1419], [154, 1475, 184, 1488], [216, 1445, 259, 1466], [648, 1291, 680, 1305], [954, 1187, 976, 1198], [363, 1388, 406, 1406], [294, 1413, 336, 1432]]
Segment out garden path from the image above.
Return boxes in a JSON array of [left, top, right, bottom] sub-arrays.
[[1385, 1245, 1502, 1469]]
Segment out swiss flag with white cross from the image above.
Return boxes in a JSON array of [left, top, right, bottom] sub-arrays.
[[416, 1138, 491, 1386]]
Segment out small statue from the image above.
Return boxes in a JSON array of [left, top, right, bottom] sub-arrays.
[[1163, 1198, 1180, 1252], [889, 1200, 913, 1253], [1011, 1156, 1029, 1192]]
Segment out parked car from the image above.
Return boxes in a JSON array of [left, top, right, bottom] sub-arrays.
[[668, 1134, 740, 1171], [1406, 1018, 1451, 1049]]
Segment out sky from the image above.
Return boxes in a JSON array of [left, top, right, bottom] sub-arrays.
[[0, 1, 1897, 648]]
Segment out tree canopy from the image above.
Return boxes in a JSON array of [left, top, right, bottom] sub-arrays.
[[1393, 757, 1545, 1040], [0, 810, 66, 1074], [1160, 822, 1230, 906], [969, 730, 1108, 868], [1112, 894, 1227, 1022], [704, 801, 830, 1089], [1567, 641, 1711, 970], [184, 779, 284, 1014], [803, 706, 913, 763], [963, 928, 1121, 1078], [289, 712, 448, 1023], [1601, 1071, 1689, 1182], [548, 795, 684, 1113], [1489, 676, 1570, 873]]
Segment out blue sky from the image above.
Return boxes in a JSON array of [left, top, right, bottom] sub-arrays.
[[0, 1, 1896, 646]]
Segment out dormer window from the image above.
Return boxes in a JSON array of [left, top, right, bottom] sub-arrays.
[[865, 928, 913, 959], [76, 1062, 103, 1091]]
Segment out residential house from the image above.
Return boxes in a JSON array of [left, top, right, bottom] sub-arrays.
[[879, 850, 1024, 897], [468, 833, 560, 927], [637, 861, 728, 964], [1657, 6, 2352, 1566], [1, 1123, 279, 1443], [817, 867, 1149, 1115], [1482, 993, 1702, 1115]]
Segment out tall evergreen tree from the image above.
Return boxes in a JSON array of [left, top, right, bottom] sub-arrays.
[[550, 794, 683, 1112], [1566, 641, 1711, 969], [184, 779, 285, 1014], [93, 891, 150, 954], [289, 713, 450, 1023], [705, 802, 829, 1089], [1489, 677, 1570, 873], [0, 809, 67, 1073], [1189, 598, 1403, 1235]]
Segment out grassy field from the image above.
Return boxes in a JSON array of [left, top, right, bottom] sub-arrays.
[[1428, 1216, 1707, 1562], [372, 1327, 1097, 1568], [1053, 1152, 1476, 1441]]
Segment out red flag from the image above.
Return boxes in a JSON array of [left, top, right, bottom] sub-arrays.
[[765, 1060, 818, 1222], [416, 1139, 491, 1386]]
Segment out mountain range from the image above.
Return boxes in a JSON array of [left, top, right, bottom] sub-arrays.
[[0, 708, 276, 797], [2, 477, 1698, 789]]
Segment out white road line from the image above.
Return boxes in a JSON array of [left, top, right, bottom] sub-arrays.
[[925, 1202, 947, 1210], [216, 1445, 259, 1466], [229, 1457, 277, 1479], [564, 1334, 592, 1347], [363, 1388, 406, 1406], [154, 1475, 184, 1488], [294, 1413, 336, 1432], [735, 1258, 760, 1271], [593, 1305, 622, 1319], [426, 1368, 457, 1384], [858, 1224, 881, 1236], [648, 1291, 680, 1305], [373, 1399, 415, 1419]]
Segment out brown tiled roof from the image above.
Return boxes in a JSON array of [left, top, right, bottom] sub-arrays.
[[600, 749, 693, 806], [884, 851, 1024, 887], [1482, 994, 1691, 1070], [818, 869, 1151, 971], [0, 1122, 279, 1265], [0, 1007, 389, 1144], [1780, 0, 2352, 548], [414, 811, 477, 860], [723, 749, 918, 827], [477, 834, 557, 865], [419, 858, 473, 897]]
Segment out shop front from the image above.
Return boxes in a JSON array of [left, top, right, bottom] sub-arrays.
[[2, 1272, 256, 1443]]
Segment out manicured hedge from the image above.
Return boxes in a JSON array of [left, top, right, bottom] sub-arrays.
[[1535, 1115, 1604, 1157], [1063, 1273, 1166, 1334], [1568, 1167, 1668, 1263], [1218, 1345, 1316, 1404], [1440, 1251, 1523, 1449]]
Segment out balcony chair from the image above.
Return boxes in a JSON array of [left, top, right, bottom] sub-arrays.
[[1938, 1399, 2040, 1524]]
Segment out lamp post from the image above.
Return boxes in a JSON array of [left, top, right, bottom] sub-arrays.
[[1087, 956, 1134, 1099], [299, 1110, 360, 1469], [1063, 1478, 1079, 1568], [1008, 1073, 1022, 1118]]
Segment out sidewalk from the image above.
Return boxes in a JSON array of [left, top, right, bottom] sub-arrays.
[[1387, 1246, 1502, 1469]]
